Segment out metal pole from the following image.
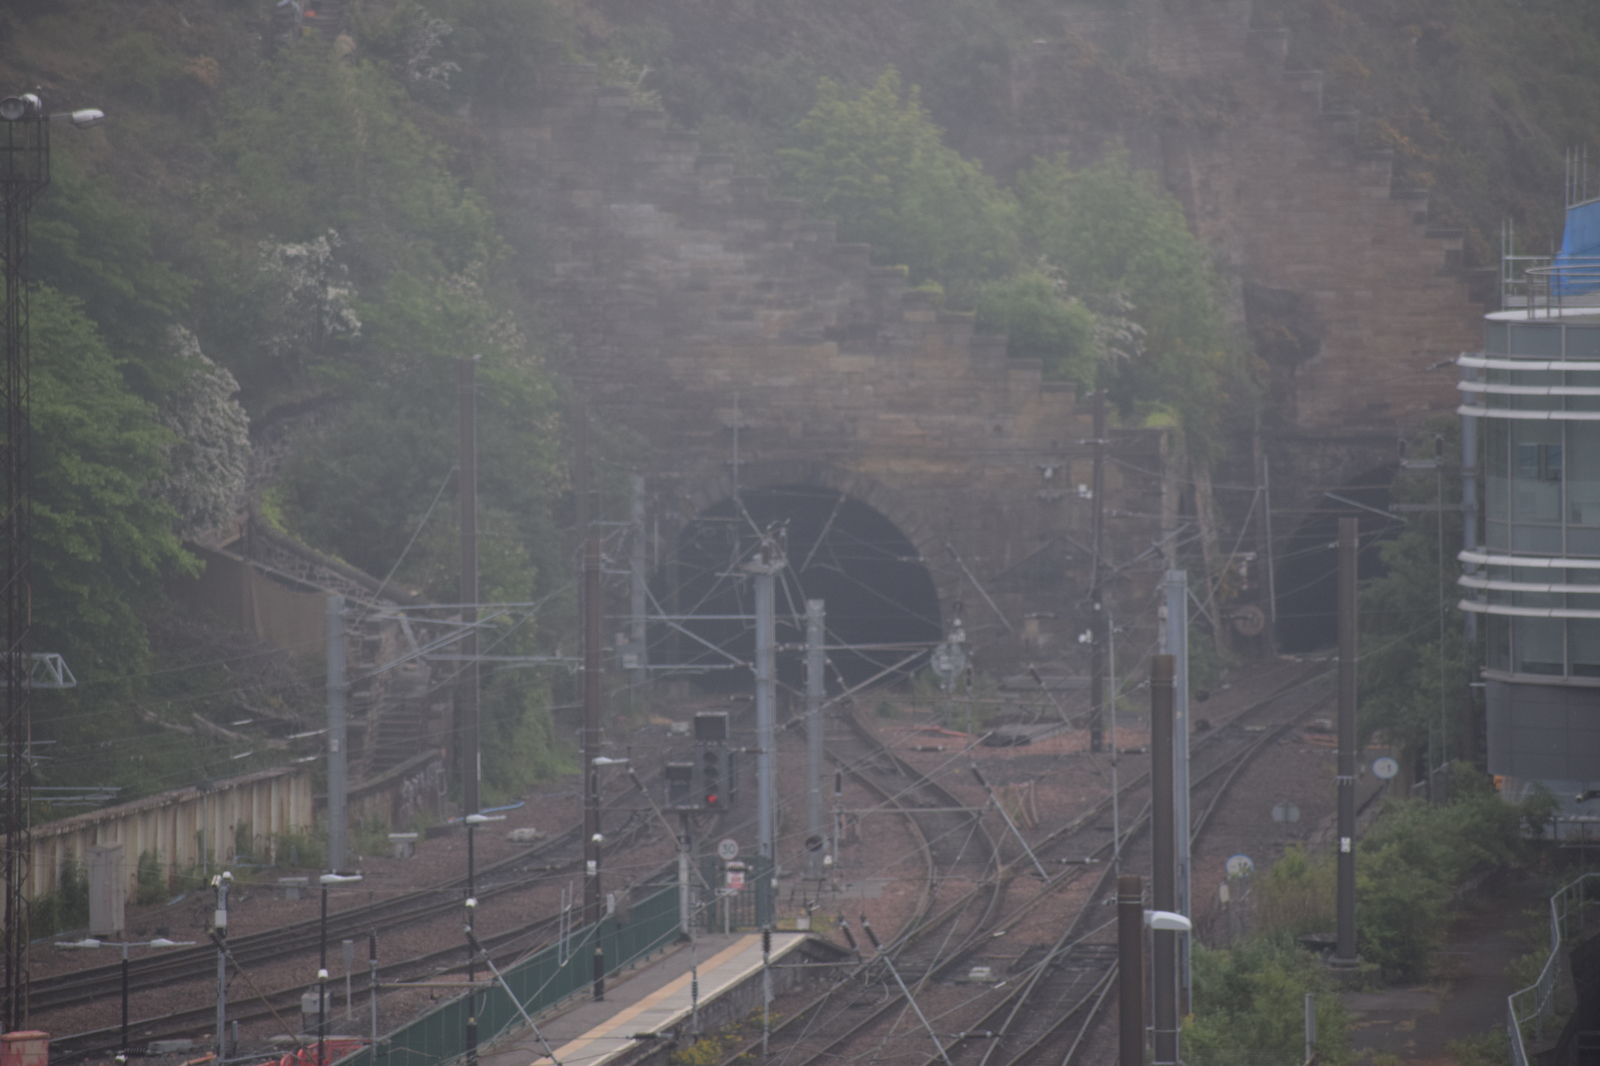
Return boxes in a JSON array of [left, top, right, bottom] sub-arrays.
[[1089, 391, 1107, 753], [1462, 393, 1479, 645], [0, 111, 46, 1035], [969, 764, 1050, 880], [806, 599, 826, 881], [1304, 991, 1316, 1063], [215, 875, 230, 1061], [858, 917, 954, 1066], [121, 943, 130, 1058], [327, 595, 348, 873], [678, 814, 692, 937], [584, 538, 602, 924], [754, 550, 777, 927], [1335, 517, 1359, 967], [762, 926, 771, 1061], [344, 939, 353, 1020], [1263, 453, 1280, 651], [1436, 437, 1447, 783], [466, 822, 477, 1066], [1150, 654, 1177, 1065], [1110, 609, 1121, 874], [630, 474, 648, 694], [369, 933, 378, 1048], [458, 356, 480, 818], [319, 882, 329, 1066], [1164, 571, 1191, 1016], [1117, 875, 1144, 1066]]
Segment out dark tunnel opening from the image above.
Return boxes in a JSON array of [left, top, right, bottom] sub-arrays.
[[1274, 465, 1397, 652], [651, 485, 944, 691]]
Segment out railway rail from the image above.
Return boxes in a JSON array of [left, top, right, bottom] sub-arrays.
[[41, 783, 677, 1060], [736, 662, 1333, 1066]]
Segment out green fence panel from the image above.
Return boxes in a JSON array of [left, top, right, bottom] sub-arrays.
[[333, 886, 679, 1066]]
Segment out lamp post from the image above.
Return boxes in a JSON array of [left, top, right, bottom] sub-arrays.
[[588, 756, 627, 1002], [318, 873, 363, 1066], [1112, 889, 1192, 1066], [2, 89, 100, 1032], [462, 812, 503, 1066], [57, 936, 194, 1059]]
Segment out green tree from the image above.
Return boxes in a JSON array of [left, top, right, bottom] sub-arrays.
[[29, 286, 194, 675], [1185, 937, 1353, 1065], [1358, 421, 1471, 783], [974, 268, 1098, 384], [1015, 149, 1243, 446], [778, 68, 1019, 298]]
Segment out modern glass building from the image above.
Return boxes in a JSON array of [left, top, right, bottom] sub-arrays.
[[1459, 197, 1600, 813]]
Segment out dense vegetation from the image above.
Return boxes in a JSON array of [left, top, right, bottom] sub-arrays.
[[1187, 767, 1547, 1062], [1, 2, 574, 805], [4, 0, 1598, 830]]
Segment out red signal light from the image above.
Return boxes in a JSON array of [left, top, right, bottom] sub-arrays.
[[706, 793, 719, 807]]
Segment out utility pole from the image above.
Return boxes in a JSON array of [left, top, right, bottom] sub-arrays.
[[0, 97, 47, 1033], [326, 595, 348, 873], [458, 355, 480, 819], [1151, 654, 1178, 1066], [1089, 391, 1108, 753], [1163, 571, 1191, 1016], [584, 537, 604, 997], [747, 539, 783, 928], [630, 474, 649, 695], [1334, 517, 1359, 969], [214, 872, 231, 1062], [806, 599, 826, 882], [1117, 874, 1144, 1066]]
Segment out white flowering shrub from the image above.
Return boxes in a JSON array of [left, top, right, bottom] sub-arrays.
[[155, 327, 251, 540], [257, 230, 362, 366]]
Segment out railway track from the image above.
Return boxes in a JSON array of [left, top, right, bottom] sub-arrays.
[[737, 662, 1333, 1066], [32, 807, 650, 1018], [938, 672, 1336, 1066], [49, 853, 683, 1063], [718, 698, 1003, 1065], [40, 786, 680, 1061]]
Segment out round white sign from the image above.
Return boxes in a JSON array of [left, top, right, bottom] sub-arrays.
[[1372, 756, 1400, 780], [931, 642, 967, 680], [1225, 854, 1254, 878], [716, 837, 740, 862]]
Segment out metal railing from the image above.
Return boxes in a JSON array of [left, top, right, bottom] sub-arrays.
[[330, 885, 680, 1066], [1509, 872, 1600, 1065], [1515, 257, 1600, 317]]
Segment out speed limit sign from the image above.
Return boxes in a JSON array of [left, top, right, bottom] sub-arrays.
[[717, 837, 740, 862]]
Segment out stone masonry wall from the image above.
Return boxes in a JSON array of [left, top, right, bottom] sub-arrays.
[[494, 69, 1170, 682]]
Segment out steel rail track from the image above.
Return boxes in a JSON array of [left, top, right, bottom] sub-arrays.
[[716, 702, 1003, 1065], [48, 856, 684, 1062], [738, 663, 1332, 1066], [942, 677, 1338, 1066], [28, 808, 651, 1018]]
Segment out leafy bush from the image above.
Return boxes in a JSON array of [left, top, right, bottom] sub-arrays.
[[1185, 936, 1353, 1065], [135, 849, 166, 906]]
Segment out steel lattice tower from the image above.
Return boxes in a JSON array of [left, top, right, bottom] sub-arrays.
[[0, 107, 47, 1033]]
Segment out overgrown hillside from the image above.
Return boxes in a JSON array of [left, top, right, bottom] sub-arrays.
[[0, 1, 577, 806], [5, 0, 1600, 808]]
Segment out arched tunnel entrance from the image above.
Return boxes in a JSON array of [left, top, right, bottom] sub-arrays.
[[652, 485, 944, 691], [1275, 465, 1397, 652]]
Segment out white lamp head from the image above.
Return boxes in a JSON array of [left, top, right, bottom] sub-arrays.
[[1144, 910, 1192, 933]]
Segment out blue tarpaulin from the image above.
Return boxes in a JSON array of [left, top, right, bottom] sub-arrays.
[[1555, 200, 1600, 295]]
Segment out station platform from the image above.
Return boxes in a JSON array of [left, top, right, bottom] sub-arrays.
[[480, 931, 816, 1066]]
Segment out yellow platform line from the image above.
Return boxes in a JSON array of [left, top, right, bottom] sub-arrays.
[[532, 935, 758, 1065]]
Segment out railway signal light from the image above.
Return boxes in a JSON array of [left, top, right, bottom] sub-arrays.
[[701, 746, 722, 808], [666, 762, 693, 808]]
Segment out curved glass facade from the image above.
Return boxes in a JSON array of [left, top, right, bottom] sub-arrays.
[[1459, 316, 1600, 681]]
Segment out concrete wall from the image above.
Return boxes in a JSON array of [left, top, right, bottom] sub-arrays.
[[21, 766, 312, 903]]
